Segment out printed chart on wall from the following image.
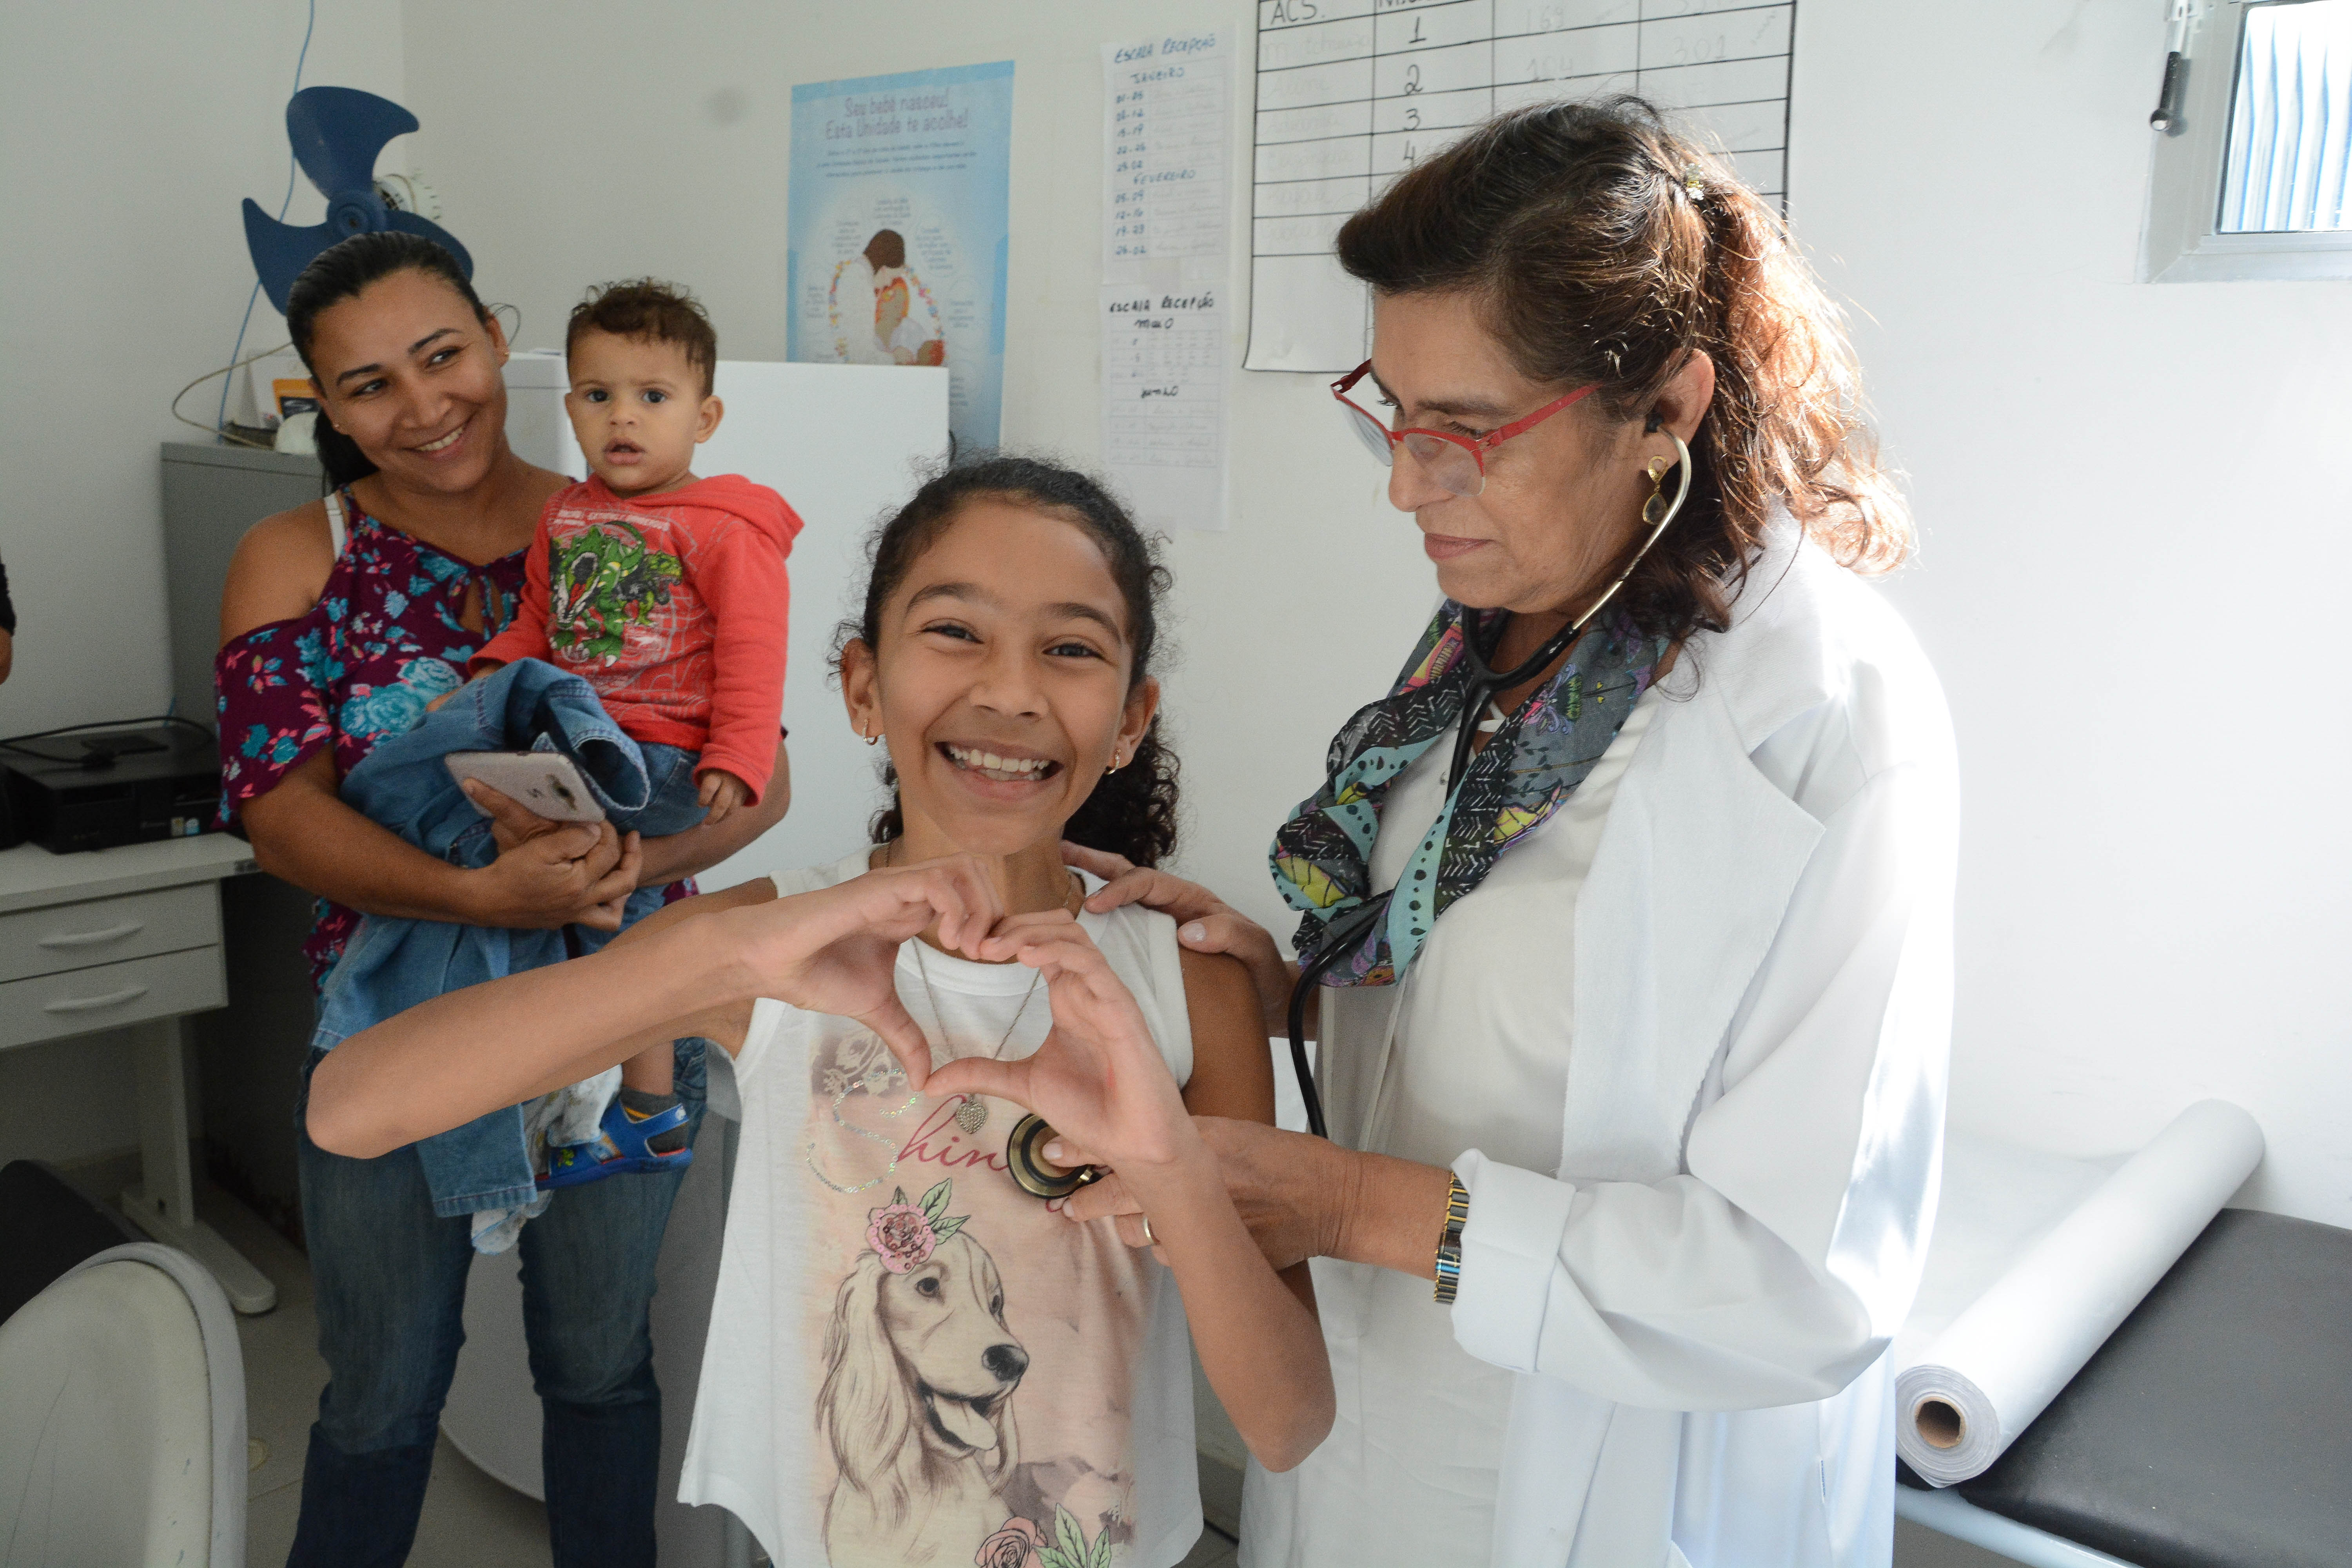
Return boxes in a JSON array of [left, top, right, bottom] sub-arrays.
[[788, 62, 1013, 450], [1247, 0, 1796, 372], [1102, 29, 1233, 532]]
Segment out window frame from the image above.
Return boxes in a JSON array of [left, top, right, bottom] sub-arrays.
[[2140, 0, 2352, 282]]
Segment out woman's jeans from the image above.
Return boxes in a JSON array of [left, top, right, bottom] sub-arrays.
[[287, 1038, 706, 1568]]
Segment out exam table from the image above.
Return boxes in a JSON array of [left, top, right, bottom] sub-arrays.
[[1897, 1204, 2351, 1568]]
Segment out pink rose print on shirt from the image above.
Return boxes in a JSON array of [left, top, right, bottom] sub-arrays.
[[866, 1178, 969, 1274]]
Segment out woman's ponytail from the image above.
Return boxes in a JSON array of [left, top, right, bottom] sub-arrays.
[[312, 416, 377, 492]]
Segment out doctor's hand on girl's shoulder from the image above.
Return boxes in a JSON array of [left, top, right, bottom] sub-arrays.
[[927, 914, 1197, 1178], [720, 853, 1009, 1089], [1063, 842, 1296, 1035]]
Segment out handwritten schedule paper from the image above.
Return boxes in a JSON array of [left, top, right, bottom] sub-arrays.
[[1102, 32, 1233, 532], [1102, 289, 1226, 533], [1247, 0, 1796, 372]]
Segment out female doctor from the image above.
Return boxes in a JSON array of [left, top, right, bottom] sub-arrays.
[[1065, 99, 1958, 1566]]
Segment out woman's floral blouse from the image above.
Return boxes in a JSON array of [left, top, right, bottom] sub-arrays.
[[214, 492, 528, 988]]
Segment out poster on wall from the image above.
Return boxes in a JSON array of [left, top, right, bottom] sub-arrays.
[[1246, 0, 1797, 373], [788, 61, 1013, 450]]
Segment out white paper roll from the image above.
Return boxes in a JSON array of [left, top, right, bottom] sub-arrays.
[[1895, 1100, 2263, 1486]]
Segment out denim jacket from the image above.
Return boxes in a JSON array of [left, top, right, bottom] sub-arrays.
[[312, 657, 706, 1216]]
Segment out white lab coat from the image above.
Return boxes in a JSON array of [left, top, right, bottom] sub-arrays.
[[1248, 528, 1958, 1567]]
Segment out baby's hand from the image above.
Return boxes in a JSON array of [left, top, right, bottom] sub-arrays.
[[697, 769, 751, 825]]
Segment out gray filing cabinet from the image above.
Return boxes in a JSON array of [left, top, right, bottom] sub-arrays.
[[160, 441, 322, 727], [160, 440, 325, 1243]]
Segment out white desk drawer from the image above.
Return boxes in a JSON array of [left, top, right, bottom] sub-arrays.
[[0, 883, 222, 983], [0, 947, 227, 1049]]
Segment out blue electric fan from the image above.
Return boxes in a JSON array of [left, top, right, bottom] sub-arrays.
[[241, 86, 471, 313]]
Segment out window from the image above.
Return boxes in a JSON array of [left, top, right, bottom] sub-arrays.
[[2141, 0, 2352, 280]]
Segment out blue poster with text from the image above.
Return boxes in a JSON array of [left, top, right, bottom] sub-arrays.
[[788, 61, 1013, 452]]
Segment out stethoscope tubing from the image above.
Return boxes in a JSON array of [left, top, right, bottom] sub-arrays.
[[1280, 437, 1693, 1142]]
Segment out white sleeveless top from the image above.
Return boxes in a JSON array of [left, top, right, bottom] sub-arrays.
[[680, 850, 1203, 1568]]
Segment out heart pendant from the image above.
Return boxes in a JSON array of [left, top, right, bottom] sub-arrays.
[[954, 1097, 989, 1135]]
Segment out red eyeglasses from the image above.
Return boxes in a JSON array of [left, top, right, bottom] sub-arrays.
[[1331, 360, 1595, 498]]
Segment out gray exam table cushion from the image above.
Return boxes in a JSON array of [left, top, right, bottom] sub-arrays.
[[1951, 1207, 2352, 1568]]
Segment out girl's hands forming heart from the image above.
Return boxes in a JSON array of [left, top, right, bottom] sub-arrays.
[[737, 853, 1005, 1091], [925, 911, 1194, 1176]]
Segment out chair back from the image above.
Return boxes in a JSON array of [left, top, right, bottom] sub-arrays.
[[0, 1242, 246, 1568]]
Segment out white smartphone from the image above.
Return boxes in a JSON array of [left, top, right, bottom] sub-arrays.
[[445, 751, 607, 823]]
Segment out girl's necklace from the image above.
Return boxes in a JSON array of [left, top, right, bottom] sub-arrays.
[[886, 839, 1083, 1135], [912, 944, 1038, 1135]]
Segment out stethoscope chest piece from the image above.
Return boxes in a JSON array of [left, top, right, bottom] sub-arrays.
[[1004, 1112, 1102, 1201]]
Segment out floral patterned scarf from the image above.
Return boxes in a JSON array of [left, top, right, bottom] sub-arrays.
[[1269, 603, 1667, 986]]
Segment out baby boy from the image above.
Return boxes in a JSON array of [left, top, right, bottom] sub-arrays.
[[472, 278, 799, 824], [470, 280, 799, 1185]]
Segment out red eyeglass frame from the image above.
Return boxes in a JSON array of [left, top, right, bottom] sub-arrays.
[[1330, 360, 1597, 490]]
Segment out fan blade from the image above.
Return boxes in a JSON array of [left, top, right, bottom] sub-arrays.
[[380, 209, 475, 280], [285, 86, 418, 202], [243, 200, 342, 315]]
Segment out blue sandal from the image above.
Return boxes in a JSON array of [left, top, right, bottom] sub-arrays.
[[538, 1098, 693, 1189]]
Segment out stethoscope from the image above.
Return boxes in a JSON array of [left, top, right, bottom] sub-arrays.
[[1000, 431, 1694, 1195], [1280, 432, 1694, 1140]]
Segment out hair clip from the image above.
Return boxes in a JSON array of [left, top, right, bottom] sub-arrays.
[[1683, 165, 1708, 201]]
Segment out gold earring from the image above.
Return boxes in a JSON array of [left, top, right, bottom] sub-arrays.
[[1107, 750, 1125, 774], [1642, 454, 1674, 525], [864, 722, 879, 746]]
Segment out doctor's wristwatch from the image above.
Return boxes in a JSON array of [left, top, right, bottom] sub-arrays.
[[1434, 1174, 1470, 1304]]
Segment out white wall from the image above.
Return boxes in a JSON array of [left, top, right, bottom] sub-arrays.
[[1793, 0, 2352, 1225], [0, 0, 406, 731], [393, 0, 2352, 1226], [0, 1, 405, 1165]]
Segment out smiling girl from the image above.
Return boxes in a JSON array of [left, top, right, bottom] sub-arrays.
[[309, 457, 1334, 1566]]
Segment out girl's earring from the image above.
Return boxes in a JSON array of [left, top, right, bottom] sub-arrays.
[[863, 721, 879, 746], [1107, 749, 1125, 774]]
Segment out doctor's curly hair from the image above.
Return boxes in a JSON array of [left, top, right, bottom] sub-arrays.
[[1336, 96, 1911, 641], [837, 456, 1180, 867]]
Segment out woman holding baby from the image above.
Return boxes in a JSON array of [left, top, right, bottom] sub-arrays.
[[216, 234, 788, 1564], [313, 96, 1953, 1568]]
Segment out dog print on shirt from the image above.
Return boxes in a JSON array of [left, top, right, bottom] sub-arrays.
[[806, 1030, 1143, 1568]]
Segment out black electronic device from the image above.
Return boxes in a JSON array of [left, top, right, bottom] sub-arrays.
[[0, 724, 223, 853]]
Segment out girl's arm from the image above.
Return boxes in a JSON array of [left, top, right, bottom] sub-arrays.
[[309, 855, 1008, 1159], [928, 917, 1336, 1472]]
